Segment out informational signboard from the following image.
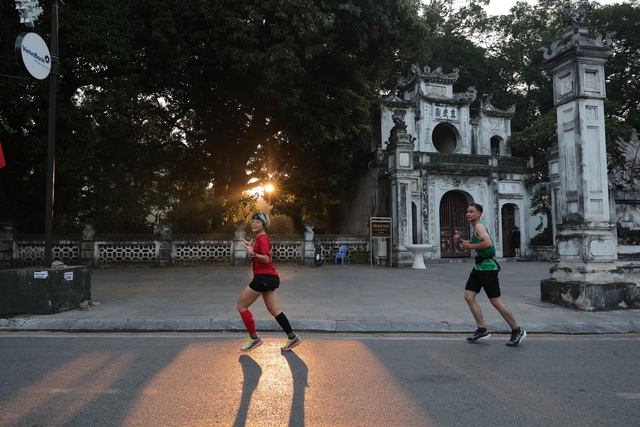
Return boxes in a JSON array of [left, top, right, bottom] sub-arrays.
[[370, 217, 392, 267], [371, 219, 391, 237]]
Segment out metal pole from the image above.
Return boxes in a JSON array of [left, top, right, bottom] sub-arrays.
[[44, 0, 58, 267]]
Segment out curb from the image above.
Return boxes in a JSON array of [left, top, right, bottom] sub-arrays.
[[1, 318, 638, 334]]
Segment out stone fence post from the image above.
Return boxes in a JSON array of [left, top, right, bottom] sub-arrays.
[[233, 221, 247, 266], [158, 224, 172, 267], [80, 222, 96, 266], [303, 222, 315, 266], [0, 224, 15, 270]]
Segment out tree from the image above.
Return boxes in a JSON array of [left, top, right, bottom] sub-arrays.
[[491, 1, 639, 175], [2, 0, 638, 235], [591, 2, 640, 132], [1, 0, 432, 233]]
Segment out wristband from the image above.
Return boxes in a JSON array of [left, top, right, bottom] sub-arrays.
[[250, 254, 257, 259]]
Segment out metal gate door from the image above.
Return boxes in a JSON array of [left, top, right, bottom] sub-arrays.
[[501, 204, 516, 257], [440, 192, 470, 258]]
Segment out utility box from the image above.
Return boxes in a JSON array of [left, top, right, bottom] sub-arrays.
[[0, 266, 91, 315]]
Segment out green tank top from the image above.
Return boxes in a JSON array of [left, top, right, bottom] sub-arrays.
[[471, 222, 497, 271]]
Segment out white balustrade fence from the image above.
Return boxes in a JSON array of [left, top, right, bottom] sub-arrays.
[[5, 233, 369, 268]]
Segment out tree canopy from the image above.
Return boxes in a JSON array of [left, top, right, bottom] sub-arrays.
[[505, 0, 640, 179], [0, 0, 638, 234]]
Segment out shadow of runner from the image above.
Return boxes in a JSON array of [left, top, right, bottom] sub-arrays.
[[234, 355, 262, 427], [282, 351, 309, 427]]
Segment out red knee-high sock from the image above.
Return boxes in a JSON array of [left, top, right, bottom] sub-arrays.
[[240, 309, 257, 335]]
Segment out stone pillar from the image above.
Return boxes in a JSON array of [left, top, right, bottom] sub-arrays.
[[539, 11, 635, 310], [80, 222, 96, 266], [303, 222, 315, 266], [233, 221, 248, 266], [387, 109, 415, 267], [548, 144, 560, 244], [158, 223, 172, 267], [491, 172, 501, 256], [0, 224, 15, 270]]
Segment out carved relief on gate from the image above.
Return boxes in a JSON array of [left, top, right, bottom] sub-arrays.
[[608, 131, 640, 245]]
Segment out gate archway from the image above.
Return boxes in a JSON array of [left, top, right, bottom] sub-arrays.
[[440, 191, 470, 258]]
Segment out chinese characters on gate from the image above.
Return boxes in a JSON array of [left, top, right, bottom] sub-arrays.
[[435, 107, 457, 120]]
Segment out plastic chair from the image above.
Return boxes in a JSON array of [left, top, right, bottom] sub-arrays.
[[334, 245, 348, 266]]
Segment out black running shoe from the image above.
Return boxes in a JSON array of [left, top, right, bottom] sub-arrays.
[[466, 328, 491, 342], [506, 328, 527, 347]]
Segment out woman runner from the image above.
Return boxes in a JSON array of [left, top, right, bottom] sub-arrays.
[[236, 212, 302, 352]]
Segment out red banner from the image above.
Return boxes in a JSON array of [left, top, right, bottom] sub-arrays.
[[0, 141, 6, 168]]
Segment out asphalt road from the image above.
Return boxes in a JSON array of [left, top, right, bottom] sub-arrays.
[[1, 333, 639, 427]]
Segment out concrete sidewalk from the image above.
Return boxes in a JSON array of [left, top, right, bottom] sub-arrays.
[[1, 261, 639, 334]]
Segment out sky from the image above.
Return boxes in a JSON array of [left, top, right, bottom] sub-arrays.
[[483, 0, 628, 16]]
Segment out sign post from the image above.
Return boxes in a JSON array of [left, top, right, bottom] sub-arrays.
[[369, 217, 392, 267], [14, 1, 58, 267], [43, 0, 58, 267]]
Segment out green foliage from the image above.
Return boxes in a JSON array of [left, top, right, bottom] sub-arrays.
[[591, 2, 640, 131], [508, 110, 557, 181]]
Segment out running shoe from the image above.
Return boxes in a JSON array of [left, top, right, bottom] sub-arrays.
[[281, 335, 302, 351], [466, 328, 491, 342], [240, 337, 263, 352], [506, 328, 527, 347]]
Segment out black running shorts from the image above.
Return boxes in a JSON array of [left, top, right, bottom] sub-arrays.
[[249, 274, 280, 292], [464, 269, 501, 298]]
